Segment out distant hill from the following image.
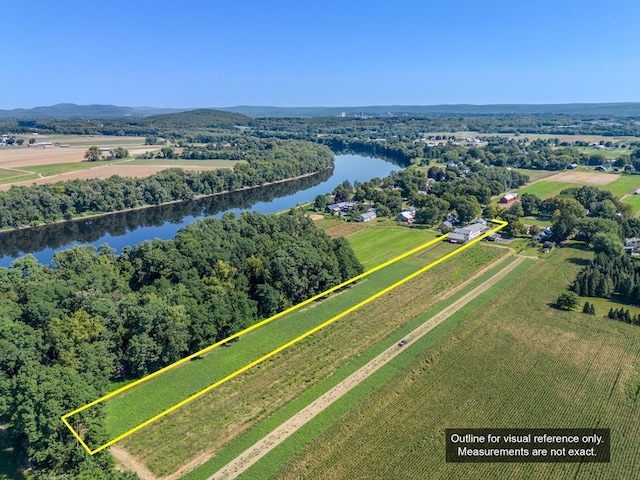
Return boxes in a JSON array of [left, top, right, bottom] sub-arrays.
[[1, 102, 638, 119], [0, 103, 191, 119], [219, 103, 640, 117], [138, 108, 252, 130]]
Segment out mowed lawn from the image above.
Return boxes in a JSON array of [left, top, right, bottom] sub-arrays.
[[515, 181, 575, 199], [117, 243, 507, 476], [272, 247, 640, 480], [344, 224, 440, 269]]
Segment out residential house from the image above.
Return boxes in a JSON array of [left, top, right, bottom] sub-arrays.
[[624, 237, 640, 255], [326, 202, 355, 214]]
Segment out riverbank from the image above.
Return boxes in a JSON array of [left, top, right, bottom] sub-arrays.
[[0, 169, 330, 235]]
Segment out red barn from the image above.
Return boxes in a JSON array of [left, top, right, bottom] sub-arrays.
[[500, 193, 518, 204]]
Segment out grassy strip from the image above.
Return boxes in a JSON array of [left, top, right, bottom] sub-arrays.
[[180, 253, 522, 480], [0, 173, 38, 185], [0, 168, 31, 181]]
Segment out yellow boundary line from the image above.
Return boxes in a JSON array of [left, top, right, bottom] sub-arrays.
[[62, 219, 507, 454]]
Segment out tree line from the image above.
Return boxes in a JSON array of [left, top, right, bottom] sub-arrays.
[[0, 212, 363, 477]]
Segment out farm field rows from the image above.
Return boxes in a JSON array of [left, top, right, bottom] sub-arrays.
[[271, 246, 640, 480], [111, 242, 509, 477]]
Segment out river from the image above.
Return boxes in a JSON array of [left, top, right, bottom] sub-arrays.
[[0, 154, 399, 267]]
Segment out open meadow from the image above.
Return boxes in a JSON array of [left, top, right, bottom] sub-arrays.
[[270, 246, 640, 480]]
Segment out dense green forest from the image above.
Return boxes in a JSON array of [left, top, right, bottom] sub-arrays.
[[0, 212, 363, 478], [0, 139, 332, 228]]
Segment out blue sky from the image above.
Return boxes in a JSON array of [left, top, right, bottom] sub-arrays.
[[1, 0, 639, 109]]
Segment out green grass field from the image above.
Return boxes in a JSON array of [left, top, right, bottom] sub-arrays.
[[270, 246, 640, 480], [0, 168, 31, 181], [345, 225, 440, 269], [576, 146, 632, 160], [21, 160, 126, 177], [605, 175, 640, 197], [622, 194, 640, 216], [515, 181, 575, 199]]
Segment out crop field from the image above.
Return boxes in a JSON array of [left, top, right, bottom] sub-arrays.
[[272, 246, 640, 480], [109, 242, 508, 477], [0, 135, 149, 168]]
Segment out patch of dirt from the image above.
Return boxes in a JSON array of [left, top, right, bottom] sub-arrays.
[[0, 146, 87, 168], [111, 445, 158, 480], [540, 171, 618, 186], [324, 222, 367, 238]]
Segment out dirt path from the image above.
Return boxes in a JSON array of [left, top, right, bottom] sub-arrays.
[[208, 256, 527, 480], [111, 445, 158, 480]]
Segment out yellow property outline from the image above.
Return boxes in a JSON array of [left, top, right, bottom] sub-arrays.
[[62, 219, 507, 454]]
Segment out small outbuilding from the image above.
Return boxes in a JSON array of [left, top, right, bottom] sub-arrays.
[[397, 211, 414, 223], [356, 211, 377, 222]]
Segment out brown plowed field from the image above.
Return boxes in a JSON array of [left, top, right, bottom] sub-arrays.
[[540, 170, 617, 185]]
